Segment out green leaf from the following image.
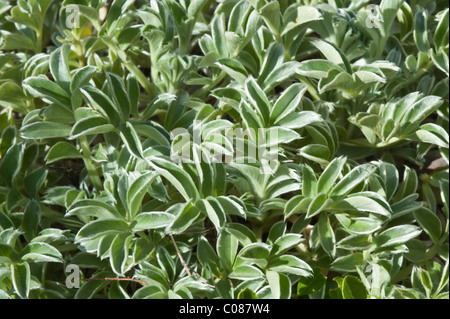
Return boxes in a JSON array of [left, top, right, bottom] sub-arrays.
[[332, 193, 391, 217], [216, 58, 248, 84], [318, 213, 336, 257], [45, 142, 82, 163], [119, 122, 144, 158], [276, 111, 322, 129], [49, 44, 71, 93], [21, 122, 72, 139], [329, 164, 375, 199], [81, 87, 122, 125], [271, 234, 302, 256], [198, 197, 226, 232], [413, 207, 442, 244], [70, 116, 115, 139], [268, 255, 312, 277], [341, 275, 368, 299], [132, 212, 174, 231], [22, 199, 40, 242], [266, 270, 291, 299], [197, 236, 221, 277], [306, 192, 332, 218], [317, 156, 346, 195], [127, 172, 158, 219], [375, 225, 422, 248], [296, 59, 343, 79], [0, 143, 24, 186], [11, 262, 30, 299], [23, 76, 71, 107], [297, 267, 326, 296], [225, 223, 257, 246], [330, 253, 364, 272], [245, 77, 271, 125], [217, 231, 238, 273], [21, 242, 63, 263], [270, 83, 307, 124], [147, 157, 200, 203], [110, 233, 133, 276], [237, 288, 259, 299], [413, 9, 430, 53], [76, 219, 129, 241], [302, 165, 317, 198], [229, 265, 264, 280], [71, 66, 97, 93], [168, 203, 201, 234]]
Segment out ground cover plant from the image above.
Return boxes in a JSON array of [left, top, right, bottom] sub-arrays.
[[0, 0, 448, 300]]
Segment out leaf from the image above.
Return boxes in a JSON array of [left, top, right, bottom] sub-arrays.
[[270, 234, 302, 256], [297, 267, 326, 296], [76, 219, 129, 242], [317, 156, 346, 195], [0, 143, 24, 186], [132, 212, 174, 231], [400, 96, 443, 135], [225, 223, 257, 246], [413, 9, 429, 53], [168, 203, 201, 234], [198, 197, 226, 232], [335, 214, 382, 235], [49, 44, 71, 93], [413, 207, 442, 244], [11, 262, 30, 299], [127, 172, 158, 219], [245, 77, 271, 125], [330, 253, 364, 272], [119, 122, 144, 158], [23, 76, 71, 107], [375, 225, 422, 248], [268, 255, 312, 277], [110, 233, 133, 276], [332, 193, 391, 217], [197, 236, 221, 277], [341, 275, 368, 299], [302, 165, 317, 198], [310, 39, 350, 71], [45, 142, 82, 163], [296, 59, 343, 79], [21, 122, 72, 139], [329, 164, 376, 199], [68, 200, 123, 220], [270, 83, 307, 124], [266, 270, 291, 299], [217, 231, 238, 273], [229, 265, 264, 280], [22, 199, 40, 242], [70, 116, 115, 139], [71, 66, 97, 93], [81, 87, 122, 125], [21, 242, 63, 263], [215, 58, 248, 84], [147, 157, 200, 203], [276, 111, 322, 129], [306, 192, 332, 218], [318, 213, 336, 257]]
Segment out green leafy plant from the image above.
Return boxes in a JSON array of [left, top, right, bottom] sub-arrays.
[[0, 0, 448, 300]]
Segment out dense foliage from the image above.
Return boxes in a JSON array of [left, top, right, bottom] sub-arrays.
[[0, 0, 448, 299]]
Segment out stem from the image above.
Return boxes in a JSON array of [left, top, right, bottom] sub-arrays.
[[79, 136, 103, 190], [296, 75, 320, 101], [169, 234, 191, 276], [104, 39, 155, 100], [388, 61, 434, 97], [192, 70, 227, 99]]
